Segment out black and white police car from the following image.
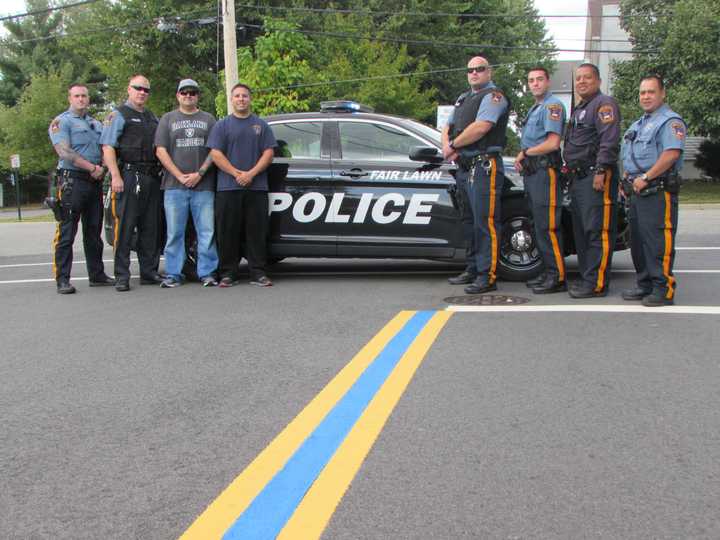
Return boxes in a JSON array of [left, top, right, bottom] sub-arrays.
[[104, 100, 627, 281]]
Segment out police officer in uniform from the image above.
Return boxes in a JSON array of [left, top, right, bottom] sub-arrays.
[[101, 74, 162, 292], [48, 83, 114, 294], [443, 56, 510, 294], [563, 63, 621, 298], [620, 75, 686, 307], [515, 67, 567, 293]]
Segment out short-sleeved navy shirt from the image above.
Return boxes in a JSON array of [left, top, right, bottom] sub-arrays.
[[206, 114, 277, 191]]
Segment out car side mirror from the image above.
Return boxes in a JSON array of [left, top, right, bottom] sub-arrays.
[[409, 146, 443, 164]]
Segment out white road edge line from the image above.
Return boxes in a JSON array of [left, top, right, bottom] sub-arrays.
[[0, 257, 143, 269], [446, 305, 720, 315]]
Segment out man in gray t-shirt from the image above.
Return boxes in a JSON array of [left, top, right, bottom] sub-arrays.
[[155, 78, 219, 287]]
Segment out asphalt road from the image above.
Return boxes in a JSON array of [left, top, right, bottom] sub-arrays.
[[1, 206, 719, 539]]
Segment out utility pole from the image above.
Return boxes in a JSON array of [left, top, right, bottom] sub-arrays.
[[222, 0, 238, 115]]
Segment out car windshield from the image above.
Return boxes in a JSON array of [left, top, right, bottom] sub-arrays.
[[398, 119, 442, 147]]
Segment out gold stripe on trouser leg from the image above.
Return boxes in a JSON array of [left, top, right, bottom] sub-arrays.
[[488, 158, 498, 282], [51, 184, 63, 279], [547, 167, 565, 282], [595, 170, 612, 292], [662, 192, 676, 299], [111, 192, 119, 251]]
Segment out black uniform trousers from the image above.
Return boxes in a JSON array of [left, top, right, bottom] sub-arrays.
[[52, 175, 106, 283], [454, 168, 477, 275], [524, 167, 565, 283], [569, 168, 619, 292], [469, 156, 505, 284], [628, 190, 678, 300], [215, 190, 268, 281], [110, 168, 161, 283]]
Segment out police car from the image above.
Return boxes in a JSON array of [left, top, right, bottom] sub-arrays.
[[104, 101, 627, 281]]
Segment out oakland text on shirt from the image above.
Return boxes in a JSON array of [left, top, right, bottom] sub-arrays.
[[171, 119, 209, 131]]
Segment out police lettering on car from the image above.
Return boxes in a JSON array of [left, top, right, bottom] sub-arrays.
[[514, 66, 567, 294], [49, 83, 114, 294], [563, 63, 622, 299], [620, 75, 686, 307]]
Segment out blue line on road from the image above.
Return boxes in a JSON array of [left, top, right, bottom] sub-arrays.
[[222, 310, 435, 540]]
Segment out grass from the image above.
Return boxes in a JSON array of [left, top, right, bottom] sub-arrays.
[[0, 211, 54, 223], [679, 181, 720, 204]]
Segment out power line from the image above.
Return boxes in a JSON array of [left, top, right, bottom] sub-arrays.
[[0, 0, 101, 22], [234, 3, 668, 19], [239, 22, 655, 55]]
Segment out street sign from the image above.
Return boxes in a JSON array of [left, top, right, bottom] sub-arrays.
[[10, 154, 20, 169]]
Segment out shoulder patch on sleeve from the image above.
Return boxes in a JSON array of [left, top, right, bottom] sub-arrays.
[[547, 103, 562, 121], [671, 121, 686, 140], [597, 104, 615, 124], [491, 91, 503, 104], [103, 111, 116, 126], [50, 118, 61, 133]]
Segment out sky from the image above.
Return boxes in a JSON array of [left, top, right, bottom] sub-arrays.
[[2, 0, 589, 60]]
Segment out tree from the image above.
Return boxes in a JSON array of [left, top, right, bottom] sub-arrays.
[[215, 18, 316, 117], [613, 0, 720, 138], [0, 68, 72, 174], [0, 0, 102, 107]]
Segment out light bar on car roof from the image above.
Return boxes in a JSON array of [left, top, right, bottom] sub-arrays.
[[320, 100, 374, 113]]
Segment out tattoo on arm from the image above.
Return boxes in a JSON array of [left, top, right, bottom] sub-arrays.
[[54, 142, 83, 164], [198, 155, 214, 176]]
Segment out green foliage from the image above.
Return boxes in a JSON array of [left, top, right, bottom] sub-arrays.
[[215, 18, 315, 117], [0, 69, 72, 174], [695, 139, 720, 181], [614, 0, 720, 138]]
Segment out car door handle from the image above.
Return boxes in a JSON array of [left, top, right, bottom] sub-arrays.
[[339, 169, 369, 178]]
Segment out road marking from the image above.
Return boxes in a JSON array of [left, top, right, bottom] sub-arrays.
[[447, 304, 720, 314], [0, 257, 138, 269], [277, 310, 452, 539], [675, 247, 720, 250], [179, 310, 450, 540]]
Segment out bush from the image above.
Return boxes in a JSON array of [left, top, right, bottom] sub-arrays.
[[695, 139, 720, 181]]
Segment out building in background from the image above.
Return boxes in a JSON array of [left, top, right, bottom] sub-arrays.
[[584, 0, 632, 94]]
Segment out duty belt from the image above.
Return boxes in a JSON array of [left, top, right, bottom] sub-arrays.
[[123, 162, 160, 176], [621, 174, 680, 198], [458, 151, 500, 172], [520, 152, 562, 176], [58, 168, 95, 181]]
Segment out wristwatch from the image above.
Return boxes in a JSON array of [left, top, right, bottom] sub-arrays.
[[448, 139, 457, 150], [640, 173, 649, 182]]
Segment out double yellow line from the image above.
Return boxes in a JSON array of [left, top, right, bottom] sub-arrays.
[[180, 310, 452, 540]]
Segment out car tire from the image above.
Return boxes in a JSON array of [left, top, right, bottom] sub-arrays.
[[497, 198, 543, 282]]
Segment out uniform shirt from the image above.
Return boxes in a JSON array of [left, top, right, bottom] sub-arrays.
[[48, 109, 103, 170], [155, 109, 217, 191], [563, 91, 621, 168], [520, 92, 566, 149], [206, 114, 277, 192], [621, 104, 686, 176], [99, 101, 156, 147], [447, 82, 509, 154]]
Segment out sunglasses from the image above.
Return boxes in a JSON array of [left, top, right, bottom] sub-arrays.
[[131, 85, 151, 94], [467, 66, 488, 74], [179, 90, 198, 96]]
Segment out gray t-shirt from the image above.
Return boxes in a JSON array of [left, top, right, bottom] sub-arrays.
[[155, 109, 217, 191]]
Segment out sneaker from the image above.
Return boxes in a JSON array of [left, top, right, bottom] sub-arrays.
[[250, 275, 273, 287], [201, 276, 218, 287], [160, 276, 182, 288], [218, 277, 237, 288]]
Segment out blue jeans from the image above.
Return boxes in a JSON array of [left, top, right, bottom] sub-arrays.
[[163, 189, 218, 280]]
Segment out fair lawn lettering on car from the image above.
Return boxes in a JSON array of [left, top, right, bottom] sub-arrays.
[[368, 170, 443, 181]]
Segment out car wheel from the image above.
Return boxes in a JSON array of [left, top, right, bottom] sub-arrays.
[[497, 199, 543, 282]]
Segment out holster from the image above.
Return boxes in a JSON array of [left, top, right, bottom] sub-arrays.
[[521, 151, 562, 177]]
